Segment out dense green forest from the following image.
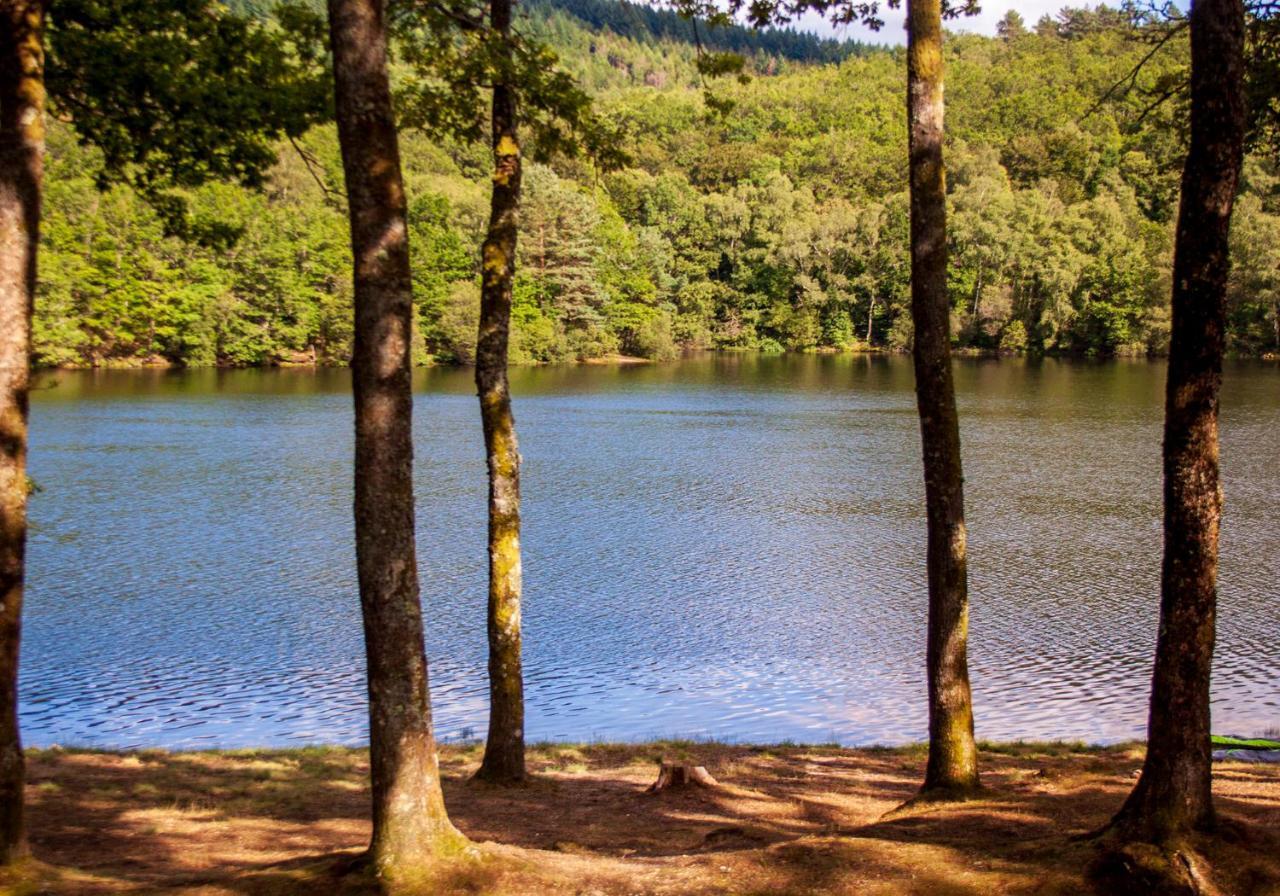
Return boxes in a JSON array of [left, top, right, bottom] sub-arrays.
[[32, 2, 1280, 367]]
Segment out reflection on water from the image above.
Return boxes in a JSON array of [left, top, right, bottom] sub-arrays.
[[20, 354, 1280, 748]]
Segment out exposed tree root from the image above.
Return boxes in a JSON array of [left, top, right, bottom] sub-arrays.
[[879, 783, 984, 821], [471, 765, 529, 787], [329, 848, 373, 878], [1088, 840, 1222, 896]]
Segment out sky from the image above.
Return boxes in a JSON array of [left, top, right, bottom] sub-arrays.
[[800, 1, 1088, 45]]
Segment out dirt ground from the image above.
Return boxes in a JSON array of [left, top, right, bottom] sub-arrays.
[[2, 741, 1278, 895]]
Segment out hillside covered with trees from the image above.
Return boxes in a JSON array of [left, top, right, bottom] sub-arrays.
[[30, 2, 1280, 367]]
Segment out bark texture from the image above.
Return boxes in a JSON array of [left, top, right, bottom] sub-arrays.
[[906, 0, 978, 795], [327, 0, 463, 877], [1111, 0, 1245, 845], [474, 0, 526, 785], [0, 0, 40, 864], [647, 763, 719, 793]]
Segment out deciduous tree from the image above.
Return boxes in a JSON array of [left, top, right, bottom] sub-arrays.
[[905, 0, 978, 796], [474, 0, 526, 784], [0, 0, 43, 862], [396, 0, 623, 783], [1109, 0, 1246, 846], [327, 0, 466, 875]]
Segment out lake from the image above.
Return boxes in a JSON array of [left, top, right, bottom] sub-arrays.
[[20, 354, 1280, 749]]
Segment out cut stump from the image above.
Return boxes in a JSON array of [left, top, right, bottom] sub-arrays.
[[647, 761, 719, 793]]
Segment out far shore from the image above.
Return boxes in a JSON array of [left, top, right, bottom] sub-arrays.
[[31, 347, 1280, 372], [4, 739, 1277, 895]]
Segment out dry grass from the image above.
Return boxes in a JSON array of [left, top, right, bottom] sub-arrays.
[[1, 741, 1277, 895]]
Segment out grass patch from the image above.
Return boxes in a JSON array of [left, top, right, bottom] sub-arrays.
[[1212, 735, 1280, 750], [976, 739, 1111, 757]]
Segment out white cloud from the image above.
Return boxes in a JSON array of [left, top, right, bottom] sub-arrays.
[[803, 1, 1095, 45]]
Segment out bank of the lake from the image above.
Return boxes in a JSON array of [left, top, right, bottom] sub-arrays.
[[35, 351, 663, 370], [31, 347, 1280, 372], [5, 740, 1278, 895]]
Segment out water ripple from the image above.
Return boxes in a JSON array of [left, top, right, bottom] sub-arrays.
[[19, 356, 1280, 749]]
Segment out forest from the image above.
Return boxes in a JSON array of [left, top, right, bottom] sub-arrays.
[[29, 0, 1280, 369]]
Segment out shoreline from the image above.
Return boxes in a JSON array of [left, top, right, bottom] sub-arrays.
[[19, 733, 1276, 759], [31, 348, 1280, 371], [18, 736, 1124, 757]]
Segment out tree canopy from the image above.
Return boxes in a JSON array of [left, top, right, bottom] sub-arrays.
[[47, 0, 330, 241], [26, 2, 1280, 367]]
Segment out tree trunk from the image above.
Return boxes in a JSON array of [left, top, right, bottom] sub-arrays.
[[866, 295, 875, 345], [1110, 0, 1245, 845], [906, 0, 978, 795], [326, 0, 464, 877], [1272, 297, 1278, 353], [474, 0, 525, 785], [0, 0, 41, 865], [647, 762, 719, 792]]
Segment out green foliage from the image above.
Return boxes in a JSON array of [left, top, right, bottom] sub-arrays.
[[999, 320, 1028, 354], [393, 0, 628, 168], [31, 2, 1280, 366], [47, 0, 331, 241], [409, 192, 477, 357], [1227, 161, 1280, 355], [36, 125, 350, 367], [529, 0, 873, 63]]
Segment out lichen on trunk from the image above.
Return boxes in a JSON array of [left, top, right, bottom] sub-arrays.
[[474, 0, 526, 786], [0, 0, 42, 865], [906, 0, 979, 796]]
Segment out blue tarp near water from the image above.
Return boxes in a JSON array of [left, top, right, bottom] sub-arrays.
[[1212, 749, 1280, 763]]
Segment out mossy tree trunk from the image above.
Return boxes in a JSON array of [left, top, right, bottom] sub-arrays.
[[0, 0, 41, 865], [326, 0, 464, 877], [906, 0, 978, 795], [474, 0, 525, 785], [1110, 0, 1245, 845]]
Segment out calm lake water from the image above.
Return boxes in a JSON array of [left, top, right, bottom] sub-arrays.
[[20, 354, 1280, 749]]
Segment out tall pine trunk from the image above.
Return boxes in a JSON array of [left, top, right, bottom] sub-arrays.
[[0, 0, 41, 864], [1111, 0, 1245, 845], [327, 0, 464, 876], [474, 0, 526, 785], [906, 0, 978, 795]]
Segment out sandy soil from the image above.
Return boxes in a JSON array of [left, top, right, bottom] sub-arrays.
[[1, 741, 1277, 895]]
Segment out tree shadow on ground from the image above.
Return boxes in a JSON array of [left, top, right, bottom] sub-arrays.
[[20, 743, 1280, 895], [25, 746, 371, 893]]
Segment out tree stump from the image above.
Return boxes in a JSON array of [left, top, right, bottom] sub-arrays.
[[646, 761, 719, 793]]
